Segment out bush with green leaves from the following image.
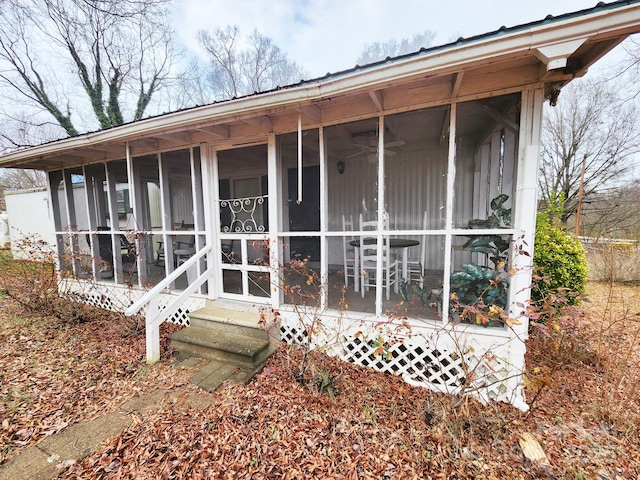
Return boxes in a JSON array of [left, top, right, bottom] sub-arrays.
[[532, 209, 588, 307]]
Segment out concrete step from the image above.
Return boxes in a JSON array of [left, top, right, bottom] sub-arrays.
[[188, 305, 280, 342], [191, 361, 239, 392], [170, 326, 277, 370], [189, 359, 269, 392]]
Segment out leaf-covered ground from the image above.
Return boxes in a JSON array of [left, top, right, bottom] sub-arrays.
[[1, 282, 639, 479]]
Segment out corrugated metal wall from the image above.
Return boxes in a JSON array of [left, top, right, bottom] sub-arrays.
[[327, 146, 449, 270]]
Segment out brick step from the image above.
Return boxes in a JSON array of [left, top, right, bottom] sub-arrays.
[[170, 326, 277, 370]]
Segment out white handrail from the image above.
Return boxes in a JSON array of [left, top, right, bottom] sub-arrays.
[[125, 244, 214, 363]]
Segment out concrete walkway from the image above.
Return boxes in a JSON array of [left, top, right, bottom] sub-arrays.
[[0, 358, 215, 480]]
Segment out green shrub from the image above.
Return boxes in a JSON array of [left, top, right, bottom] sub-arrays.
[[532, 211, 588, 306]]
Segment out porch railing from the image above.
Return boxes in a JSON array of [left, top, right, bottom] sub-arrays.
[[124, 244, 214, 363]]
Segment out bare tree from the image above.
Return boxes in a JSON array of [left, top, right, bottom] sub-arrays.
[[0, 110, 67, 153], [194, 26, 307, 102], [0, 167, 47, 210], [614, 36, 640, 98], [577, 184, 640, 239], [357, 30, 436, 65], [539, 78, 639, 225], [0, 168, 46, 190], [0, 0, 178, 142]]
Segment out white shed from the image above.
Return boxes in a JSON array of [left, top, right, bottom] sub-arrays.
[[4, 188, 56, 259]]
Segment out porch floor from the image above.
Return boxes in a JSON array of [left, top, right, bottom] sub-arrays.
[[276, 269, 443, 320]]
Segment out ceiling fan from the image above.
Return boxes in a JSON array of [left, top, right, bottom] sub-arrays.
[[346, 130, 405, 161]]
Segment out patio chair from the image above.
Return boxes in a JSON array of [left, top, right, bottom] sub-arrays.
[[86, 227, 136, 276], [85, 229, 114, 278], [407, 211, 428, 287], [155, 235, 195, 267], [342, 214, 356, 288], [118, 234, 136, 264], [359, 214, 399, 300]]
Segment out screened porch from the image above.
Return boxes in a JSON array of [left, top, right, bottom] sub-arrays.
[[214, 92, 520, 325], [47, 90, 521, 327]]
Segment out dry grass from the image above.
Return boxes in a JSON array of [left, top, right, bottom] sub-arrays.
[[579, 281, 640, 441]]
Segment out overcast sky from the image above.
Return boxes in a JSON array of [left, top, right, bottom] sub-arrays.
[[172, 0, 613, 78]]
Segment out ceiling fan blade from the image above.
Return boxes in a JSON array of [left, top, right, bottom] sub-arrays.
[[385, 140, 405, 148], [345, 150, 366, 159], [350, 143, 372, 150]]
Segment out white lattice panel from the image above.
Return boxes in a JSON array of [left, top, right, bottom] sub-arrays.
[[59, 279, 206, 326], [279, 314, 527, 410], [59, 280, 526, 409]]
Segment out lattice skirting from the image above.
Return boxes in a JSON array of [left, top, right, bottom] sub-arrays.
[[59, 279, 206, 326], [279, 313, 528, 411], [57, 279, 527, 409]]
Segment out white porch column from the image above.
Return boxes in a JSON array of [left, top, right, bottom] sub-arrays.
[[83, 165, 101, 279], [125, 142, 147, 286], [442, 102, 457, 324], [47, 171, 66, 274], [507, 86, 545, 411], [202, 143, 219, 298], [267, 133, 281, 309], [319, 127, 328, 309], [104, 160, 123, 284], [62, 169, 80, 276]]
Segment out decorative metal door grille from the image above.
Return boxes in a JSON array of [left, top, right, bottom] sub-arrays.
[[220, 195, 267, 233]]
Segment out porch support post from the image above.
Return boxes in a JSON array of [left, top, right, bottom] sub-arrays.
[[375, 115, 384, 316], [158, 151, 174, 285], [511, 88, 543, 334], [297, 113, 302, 203], [267, 133, 281, 309], [62, 169, 80, 276], [145, 294, 160, 364], [83, 165, 100, 280], [442, 102, 457, 323], [506, 86, 545, 412], [319, 126, 328, 308], [200, 143, 223, 298], [190, 147, 204, 284], [201, 143, 217, 297], [105, 160, 123, 284], [126, 142, 147, 286], [47, 171, 66, 275]]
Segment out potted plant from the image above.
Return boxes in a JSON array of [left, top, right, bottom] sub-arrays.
[[450, 194, 511, 327]]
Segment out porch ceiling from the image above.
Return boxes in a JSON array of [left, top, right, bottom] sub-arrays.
[[1, 1, 639, 171]]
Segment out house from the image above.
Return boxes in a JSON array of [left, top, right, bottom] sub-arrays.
[[2, 1, 640, 410]]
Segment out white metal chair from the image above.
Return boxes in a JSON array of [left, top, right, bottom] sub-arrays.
[[359, 214, 399, 300], [342, 215, 356, 288], [407, 211, 428, 287], [156, 235, 195, 267]]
